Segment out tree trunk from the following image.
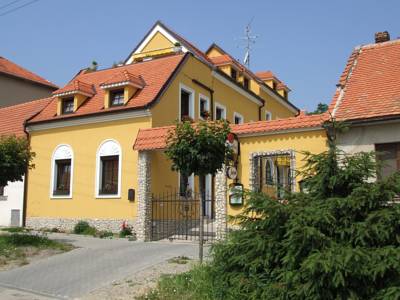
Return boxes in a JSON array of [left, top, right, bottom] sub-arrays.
[[199, 174, 205, 263]]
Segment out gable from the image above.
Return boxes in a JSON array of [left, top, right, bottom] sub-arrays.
[[141, 31, 175, 53], [206, 46, 225, 58]]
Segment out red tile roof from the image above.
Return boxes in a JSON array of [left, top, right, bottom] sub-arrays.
[[0, 98, 51, 137], [100, 70, 145, 89], [0, 56, 58, 89], [209, 54, 234, 66], [53, 80, 94, 97], [133, 114, 327, 151], [29, 54, 186, 124], [255, 71, 276, 80], [331, 39, 400, 121]]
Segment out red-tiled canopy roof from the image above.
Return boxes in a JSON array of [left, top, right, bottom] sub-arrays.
[[0, 98, 51, 137], [29, 54, 186, 124], [331, 39, 400, 121], [255, 71, 276, 80], [53, 80, 94, 97], [133, 114, 327, 151], [0, 56, 58, 89], [100, 70, 145, 89]]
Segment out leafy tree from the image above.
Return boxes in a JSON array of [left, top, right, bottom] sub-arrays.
[[0, 135, 34, 186], [165, 119, 231, 261], [308, 102, 329, 115], [205, 123, 400, 299]]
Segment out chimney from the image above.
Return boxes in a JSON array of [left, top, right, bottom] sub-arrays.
[[375, 31, 390, 43]]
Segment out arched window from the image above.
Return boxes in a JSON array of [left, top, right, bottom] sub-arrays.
[[96, 139, 122, 198], [265, 158, 274, 185], [51, 144, 73, 198]]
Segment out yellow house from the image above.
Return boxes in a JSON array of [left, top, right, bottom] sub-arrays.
[[24, 21, 300, 239]]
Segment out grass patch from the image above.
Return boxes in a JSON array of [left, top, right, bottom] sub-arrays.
[[1, 227, 27, 233], [167, 256, 191, 265], [0, 233, 73, 268], [138, 265, 217, 300]]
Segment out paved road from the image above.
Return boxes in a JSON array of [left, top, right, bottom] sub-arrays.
[[0, 233, 200, 299]]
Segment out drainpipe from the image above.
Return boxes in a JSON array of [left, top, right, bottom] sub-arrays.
[[22, 125, 30, 227]]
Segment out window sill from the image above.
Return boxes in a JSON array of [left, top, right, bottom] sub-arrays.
[[51, 195, 72, 199], [96, 195, 121, 199]]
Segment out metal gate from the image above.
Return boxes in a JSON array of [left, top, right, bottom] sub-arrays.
[[151, 191, 216, 241]]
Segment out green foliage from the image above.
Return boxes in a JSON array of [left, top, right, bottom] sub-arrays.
[[73, 221, 96, 236], [165, 119, 231, 178], [147, 122, 400, 300], [1, 227, 26, 233], [308, 102, 329, 115], [119, 226, 132, 238], [0, 135, 34, 186], [98, 231, 114, 239]]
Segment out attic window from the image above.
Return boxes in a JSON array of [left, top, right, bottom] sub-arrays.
[[110, 89, 124, 107], [231, 68, 237, 81], [243, 77, 249, 90], [283, 90, 288, 100], [62, 98, 74, 114], [272, 81, 277, 90]]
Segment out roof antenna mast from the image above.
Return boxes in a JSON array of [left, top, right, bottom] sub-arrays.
[[238, 17, 259, 68]]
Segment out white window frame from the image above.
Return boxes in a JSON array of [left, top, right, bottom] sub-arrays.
[[214, 102, 227, 120], [179, 83, 195, 120], [233, 112, 244, 124], [265, 111, 272, 121], [95, 139, 122, 199], [50, 144, 74, 199], [198, 94, 210, 120]]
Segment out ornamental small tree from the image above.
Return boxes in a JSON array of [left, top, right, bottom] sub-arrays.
[[165, 119, 231, 262], [0, 135, 35, 187]]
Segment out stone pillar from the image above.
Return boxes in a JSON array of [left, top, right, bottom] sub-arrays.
[[136, 151, 152, 241], [215, 165, 227, 240]]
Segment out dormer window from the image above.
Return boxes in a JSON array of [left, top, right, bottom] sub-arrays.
[[273, 81, 277, 90], [231, 68, 237, 81], [243, 77, 250, 90], [110, 89, 124, 107], [62, 98, 74, 114]]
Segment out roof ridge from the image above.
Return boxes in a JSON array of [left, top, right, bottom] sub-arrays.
[[358, 38, 400, 50]]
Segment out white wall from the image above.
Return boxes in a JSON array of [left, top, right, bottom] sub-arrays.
[[337, 121, 400, 154], [0, 179, 24, 227]]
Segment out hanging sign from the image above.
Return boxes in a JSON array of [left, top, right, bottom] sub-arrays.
[[229, 183, 243, 205], [226, 133, 240, 160]]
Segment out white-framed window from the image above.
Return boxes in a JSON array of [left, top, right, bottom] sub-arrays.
[[179, 83, 195, 121], [265, 111, 272, 121], [95, 139, 122, 198], [50, 144, 74, 199], [199, 94, 210, 120], [214, 102, 226, 120], [233, 112, 244, 124]]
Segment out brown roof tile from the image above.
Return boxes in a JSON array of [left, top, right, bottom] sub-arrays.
[[0, 98, 51, 137], [331, 39, 400, 121], [133, 114, 327, 151], [0, 56, 58, 89], [29, 54, 186, 124]]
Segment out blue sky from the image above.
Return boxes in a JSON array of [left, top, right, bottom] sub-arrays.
[[1, 0, 399, 111]]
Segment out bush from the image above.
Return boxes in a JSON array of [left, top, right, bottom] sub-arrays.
[[119, 222, 132, 238], [73, 221, 96, 236], [98, 231, 113, 239], [1, 227, 26, 233], [145, 122, 400, 300]]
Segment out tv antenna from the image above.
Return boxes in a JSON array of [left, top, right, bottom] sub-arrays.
[[237, 18, 259, 68]]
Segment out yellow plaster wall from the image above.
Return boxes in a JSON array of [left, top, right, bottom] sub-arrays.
[[26, 117, 151, 219], [228, 129, 327, 216], [141, 31, 174, 52], [151, 55, 260, 126], [206, 47, 224, 58], [260, 88, 296, 120]]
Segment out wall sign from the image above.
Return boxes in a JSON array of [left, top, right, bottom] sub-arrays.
[[226, 166, 238, 180], [229, 183, 243, 205]]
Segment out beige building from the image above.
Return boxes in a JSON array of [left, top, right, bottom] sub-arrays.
[[0, 56, 58, 107]]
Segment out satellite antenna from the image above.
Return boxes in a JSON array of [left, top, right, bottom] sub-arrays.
[[237, 17, 259, 68]]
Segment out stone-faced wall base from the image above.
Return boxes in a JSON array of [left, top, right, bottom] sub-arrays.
[[26, 217, 137, 233]]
